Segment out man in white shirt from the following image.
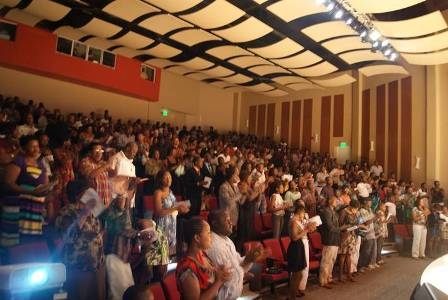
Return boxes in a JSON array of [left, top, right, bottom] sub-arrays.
[[109, 142, 139, 207], [17, 112, 38, 137], [206, 210, 267, 300], [356, 176, 372, 200], [370, 161, 383, 177]]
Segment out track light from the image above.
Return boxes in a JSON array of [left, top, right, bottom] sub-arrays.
[[389, 52, 398, 61], [381, 39, 389, 47], [326, 2, 335, 11], [345, 17, 353, 25], [360, 30, 367, 38], [334, 9, 344, 19], [316, 0, 328, 5], [372, 41, 379, 48], [369, 30, 381, 42], [384, 48, 392, 56]]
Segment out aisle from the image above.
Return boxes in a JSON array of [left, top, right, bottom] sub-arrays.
[[263, 255, 432, 300]]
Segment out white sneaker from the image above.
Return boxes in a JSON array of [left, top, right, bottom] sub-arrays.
[[374, 263, 380, 268], [367, 264, 376, 270]]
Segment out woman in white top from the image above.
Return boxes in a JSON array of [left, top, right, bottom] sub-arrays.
[[411, 197, 430, 259], [268, 180, 289, 238]]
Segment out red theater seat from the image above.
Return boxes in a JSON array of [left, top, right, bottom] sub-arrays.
[[150, 282, 166, 300], [143, 195, 155, 211], [262, 238, 287, 267], [261, 213, 273, 229], [254, 213, 272, 239], [280, 236, 290, 259], [162, 272, 180, 300]]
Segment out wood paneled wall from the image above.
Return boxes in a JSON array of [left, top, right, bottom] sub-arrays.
[[376, 85, 386, 166], [291, 100, 301, 148], [302, 99, 313, 150], [257, 104, 266, 137], [266, 103, 275, 138], [401, 77, 412, 181], [361, 90, 370, 162], [281, 101, 290, 142], [388, 80, 399, 175], [320, 96, 331, 153], [333, 94, 344, 137], [248, 105, 256, 135]]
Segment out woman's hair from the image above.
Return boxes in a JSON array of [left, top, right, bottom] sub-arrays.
[[183, 217, 206, 245], [239, 169, 250, 182], [269, 179, 283, 197], [415, 196, 426, 208], [225, 165, 237, 181], [293, 203, 306, 214], [19, 134, 38, 148], [66, 179, 89, 203], [349, 199, 360, 209], [154, 169, 170, 190]]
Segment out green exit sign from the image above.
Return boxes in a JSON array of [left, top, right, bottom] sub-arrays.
[[339, 142, 348, 148], [161, 109, 168, 117]]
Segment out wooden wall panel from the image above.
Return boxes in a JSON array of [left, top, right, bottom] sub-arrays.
[[320, 96, 331, 153], [281, 101, 290, 143], [302, 99, 313, 150], [401, 77, 412, 181], [361, 90, 370, 162], [266, 103, 275, 139], [376, 84, 386, 167], [291, 100, 301, 148], [333, 94, 344, 137], [257, 104, 266, 137], [248, 105, 256, 135], [388, 80, 399, 175]]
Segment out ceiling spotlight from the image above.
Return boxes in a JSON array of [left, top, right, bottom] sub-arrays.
[[334, 9, 344, 19], [315, 0, 328, 5], [381, 39, 389, 47], [346, 17, 353, 25], [369, 30, 381, 41], [372, 41, 380, 48], [389, 52, 398, 61], [326, 2, 335, 11], [384, 48, 392, 56]]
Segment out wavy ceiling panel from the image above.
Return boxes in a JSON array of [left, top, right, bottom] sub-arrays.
[[185, 72, 211, 81], [347, 0, 425, 13], [311, 73, 356, 87], [143, 43, 182, 58], [212, 17, 272, 43], [272, 50, 322, 68], [145, 59, 174, 68], [181, 1, 245, 29], [79, 18, 122, 39], [249, 65, 290, 76], [339, 50, 387, 65], [292, 61, 338, 77], [272, 76, 311, 85], [358, 64, 409, 77], [113, 47, 144, 58], [181, 57, 214, 70], [246, 83, 275, 92], [103, 0, 160, 22], [145, 0, 203, 14], [302, 21, 356, 42], [0, 0, 21, 7], [5, 9, 41, 26], [200, 66, 234, 78], [267, 0, 327, 22], [210, 81, 234, 89], [389, 31, 448, 53], [166, 65, 194, 76], [205, 45, 252, 60], [263, 89, 289, 97], [249, 38, 304, 59], [24, 0, 70, 22], [113, 32, 154, 49], [287, 82, 316, 91], [139, 14, 192, 35], [228, 56, 272, 69], [322, 36, 370, 54], [54, 26, 88, 41], [401, 49, 448, 65], [170, 28, 221, 47], [373, 11, 447, 38], [85, 37, 117, 50], [222, 73, 252, 84]]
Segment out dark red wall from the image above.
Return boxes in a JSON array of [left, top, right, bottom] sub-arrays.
[[0, 22, 160, 101]]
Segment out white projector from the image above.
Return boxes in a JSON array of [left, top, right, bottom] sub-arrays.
[[0, 263, 66, 294]]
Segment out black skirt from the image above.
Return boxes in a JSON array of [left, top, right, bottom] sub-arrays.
[[287, 239, 307, 272]]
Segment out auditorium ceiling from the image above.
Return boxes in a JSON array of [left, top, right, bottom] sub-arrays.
[[1, 0, 448, 96]]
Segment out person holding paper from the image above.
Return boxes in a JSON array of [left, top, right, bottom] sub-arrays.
[[338, 199, 364, 282], [154, 170, 189, 258]]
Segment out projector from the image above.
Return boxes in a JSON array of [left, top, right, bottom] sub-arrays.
[[0, 263, 66, 295]]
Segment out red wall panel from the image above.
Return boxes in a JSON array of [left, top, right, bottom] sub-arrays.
[[281, 101, 290, 143], [266, 103, 275, 139], [320, 96, 331, 153], [257, 104, 266, 137], [361, 90, 370, 163], [0, 23, 160, 101], [291, 100, 301, 148], [388, 81, 399, 175], [302, 99, 313, 150], [401, 77, 412, 181], [333, 94, 344, 137], [376, 84, 386, 167]]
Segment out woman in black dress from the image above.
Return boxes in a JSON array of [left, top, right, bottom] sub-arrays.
[[287, 204, 316, 299]]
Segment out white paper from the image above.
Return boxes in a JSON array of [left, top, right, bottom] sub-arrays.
[[203, 176, 212, 189], [347, 225, 358, 232], [174, 200, 191, 208], [80, 188, 105, 217], [281, 174, 293, 182], [308, 215, 322, 226]]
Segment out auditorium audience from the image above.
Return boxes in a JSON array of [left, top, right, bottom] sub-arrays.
[[1, 94, 448, 299]]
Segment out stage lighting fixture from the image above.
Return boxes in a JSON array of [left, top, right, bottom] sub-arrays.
[[389, 53, 398, 61], [316, 0, 328, 5], [372, 41, 379, 48], [381, 39, 389, 47], [345, 17, 353, 25], [384, 48, 392, 56], [334, 9, 344, 19], [369, 30, 381, 41], [326, 1, 335, 11]]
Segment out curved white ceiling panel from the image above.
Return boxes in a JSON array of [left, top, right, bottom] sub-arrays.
[[205, 45, 252, 60], [113, 32, 154, 49], [267, 0, 327, 22], [302, 21, 356, 42], [401, 49, 448, 65], [54, 26, 87, 41], [140, 14, 192, 35], [287, 82, 316, 91], [311, 73, 356, 87], [249, 65, 289, 76], [358, 64, 409, 77], [249, 38, 303, 59], [182, 1, 245, 29], [213, 17, 272, 43], [144, 59, 174, 68], [5, 9, 41, 26], [263, 89, 289, 97], [143, 43, 182, 58], [292, 61, 338, 77], [79, 18, 122, 38], [113, 47, 144, 58], [229, 56, 272, 68], [339, 50, 387, 65], [272, 76, 311, 85], [390, 31, 448, 53], [185, 72, 211, 81], [181, 57, 214, 70], [247, 83, 275, 92], [103, 0, 160, 22], [200, 66, 234, 78], [373, 11, 447, 38], [222, 73, 252, 84], [24, 0, 70, 22], [348, 0, 425, 14], [272, 50, 322, 68], [322, 36, 370, 54], [145, 0, 203, 14], [170, 28, 221, 46]]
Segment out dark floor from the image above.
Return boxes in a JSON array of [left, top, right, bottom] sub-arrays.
[[262, 254, 433, 300]]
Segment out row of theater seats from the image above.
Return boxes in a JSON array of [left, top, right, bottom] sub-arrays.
[[149, 272, 179, 300]]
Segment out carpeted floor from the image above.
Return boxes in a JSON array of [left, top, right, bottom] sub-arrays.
[[262, 254, 433, 300]]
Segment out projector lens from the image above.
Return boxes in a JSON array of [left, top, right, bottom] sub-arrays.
[[30, 269, 48, 285]]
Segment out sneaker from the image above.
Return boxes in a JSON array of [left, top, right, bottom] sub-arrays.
[[359, 267, 366, 273], [374, 263, 381, 268], [377, 260, 385, 265], [367, 264, 376, 270]]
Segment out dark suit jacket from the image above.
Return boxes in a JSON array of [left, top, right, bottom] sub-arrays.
[[184, 167, 204, 216], [319, 206, 341, 246]]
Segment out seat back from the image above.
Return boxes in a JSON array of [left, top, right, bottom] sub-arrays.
[[208, 196, 218, 210], [150, 282, 166, 300], [280, 236, 290, 259], [254, 213, 264, 235], [143, 195, 155, 211], [243, 241, 263, 256], [162, 272, 181, 300], [394, 224, 411, 239], [261, 213, 273, 229], [262, 238, 284, 262], [308, 231, 323, 251]]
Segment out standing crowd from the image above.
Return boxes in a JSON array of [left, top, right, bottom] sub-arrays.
[[1, 95, 448, 299]]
